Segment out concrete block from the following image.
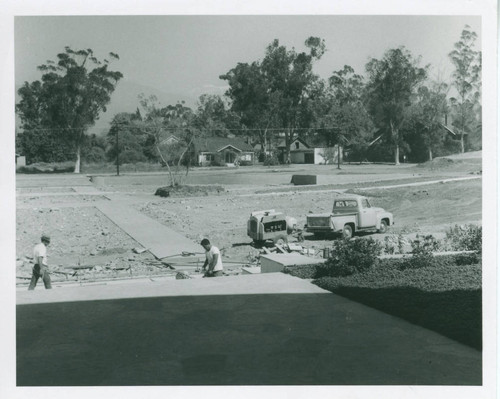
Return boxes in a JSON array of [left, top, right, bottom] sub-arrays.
[[290, 175, 317, 185], [242, 266, 261, 274]]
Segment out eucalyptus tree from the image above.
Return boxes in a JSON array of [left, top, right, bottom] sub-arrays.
[[405, 81, 449, 161], [365, 47, 428, 165], [448, 25, 482, 152], [221, 37, 326, 163], [315, 65, 372, 167], [16, 47, 123, 172]]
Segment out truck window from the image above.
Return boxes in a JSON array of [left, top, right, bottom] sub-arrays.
[[362, 199, 371, 208], [345, 200, 357, 207], [334, 201, 345, 207]]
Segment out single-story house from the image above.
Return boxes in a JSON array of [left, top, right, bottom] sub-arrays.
[[277, 137, 342, 164], [193, 137, 255, 166], [277, 137, 314, 164]]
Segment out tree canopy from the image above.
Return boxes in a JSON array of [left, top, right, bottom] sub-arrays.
[[448, 25, 482, 152], [16, 47, 123, 172], [365, 47, 428, 164]]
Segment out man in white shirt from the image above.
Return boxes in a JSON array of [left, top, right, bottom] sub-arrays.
[[28, 234, 52, 290], [201, 238, 223, 277]]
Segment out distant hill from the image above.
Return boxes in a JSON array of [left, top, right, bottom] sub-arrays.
[[15, 79, 197, 136], [90, 79, 197, 135]]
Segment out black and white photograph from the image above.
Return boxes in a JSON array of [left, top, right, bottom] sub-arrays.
[[1, 0, 497, 398]]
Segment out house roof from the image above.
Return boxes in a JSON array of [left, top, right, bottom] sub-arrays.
[[194, 137, 254, 153], [277, 137, 310, 148], [440, 123, 467, 137], [159, 135, 181, 145]]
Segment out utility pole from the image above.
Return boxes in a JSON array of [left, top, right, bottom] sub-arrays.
[[116, 127, 120, 176]]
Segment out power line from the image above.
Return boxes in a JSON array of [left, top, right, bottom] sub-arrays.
[[16, 126, 343, 134]]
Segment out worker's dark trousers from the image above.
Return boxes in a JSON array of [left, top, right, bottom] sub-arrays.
[[28, 265, 52, 290]]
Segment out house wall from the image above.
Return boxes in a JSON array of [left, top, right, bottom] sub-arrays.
[[198, 152, 214, 166], [290, 152, 305, 163], [291, 140, 309, 151]]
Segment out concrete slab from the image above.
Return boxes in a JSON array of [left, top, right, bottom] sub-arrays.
[[16, 273, 328, 305], [95, 202, 203, 261], [16, 273, 481, 386]]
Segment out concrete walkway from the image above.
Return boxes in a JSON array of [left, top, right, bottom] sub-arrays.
[[95, 202, 204, 262], [16, 273, 481, 386]]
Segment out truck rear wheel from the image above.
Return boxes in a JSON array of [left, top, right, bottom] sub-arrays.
[[342, 224, 353, 239], [378, 220, 388, 234]]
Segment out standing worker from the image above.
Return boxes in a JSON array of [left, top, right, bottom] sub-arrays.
[[200, 238, 224, 277], [28, 234, 52, 290]]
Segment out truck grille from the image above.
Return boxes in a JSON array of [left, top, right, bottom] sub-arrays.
[[307, 217, 331, 227]]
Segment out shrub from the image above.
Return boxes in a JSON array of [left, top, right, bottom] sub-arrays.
[[263, 154, 280, 166], [378, 252, 482, 271], [283, 264, 321, 279], [16, 161, 75, 174], [399, 234, 437, 270], [445, 224, 482, 253], [84, 147, 106, 163], [317, 237, 382, 277]]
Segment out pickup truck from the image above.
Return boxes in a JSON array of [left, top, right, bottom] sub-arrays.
[[305, 195, 393, 239]]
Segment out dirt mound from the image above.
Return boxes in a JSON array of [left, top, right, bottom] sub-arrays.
[[419, 158, 456, 168], [417, 156, 481, 174], [155, 184, 226, 197]]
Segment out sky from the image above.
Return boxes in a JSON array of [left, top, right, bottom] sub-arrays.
[[14, 15, 481, 132]]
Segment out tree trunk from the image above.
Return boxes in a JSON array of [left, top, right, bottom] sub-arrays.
[[285, 128, 291, 164], [460, 134, 465, 153], [74, 146, 81, 173], [429, 147, 433, 161], [391, 122, 400, 165], [337, 145, 341, 169]]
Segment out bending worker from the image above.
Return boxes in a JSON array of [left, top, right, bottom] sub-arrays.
[[200, 238, 224, 277], [29, 234, 52, 290]]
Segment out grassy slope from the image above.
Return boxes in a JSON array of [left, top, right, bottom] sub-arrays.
[[351, 179, 482, 231]]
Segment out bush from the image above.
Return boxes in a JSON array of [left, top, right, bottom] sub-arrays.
[[445, 224, 482, 253], [84, 147, 106, 163], [263, 154, 280, 166], [16, 161, 75, 174], [317, 237, 382, 277], [399, 234, 438, 270], [283, 264, 321, 279], [378, 252, 481, 271]]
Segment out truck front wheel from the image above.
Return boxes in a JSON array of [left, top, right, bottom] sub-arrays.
[[378, 220, 388, 234], [342, 225, 353, 239]]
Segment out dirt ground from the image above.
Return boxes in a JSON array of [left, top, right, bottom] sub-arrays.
[[16, 153, 482, 287]]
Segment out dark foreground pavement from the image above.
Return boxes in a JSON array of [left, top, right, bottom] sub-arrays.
[[16, 274, 481, 386]]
